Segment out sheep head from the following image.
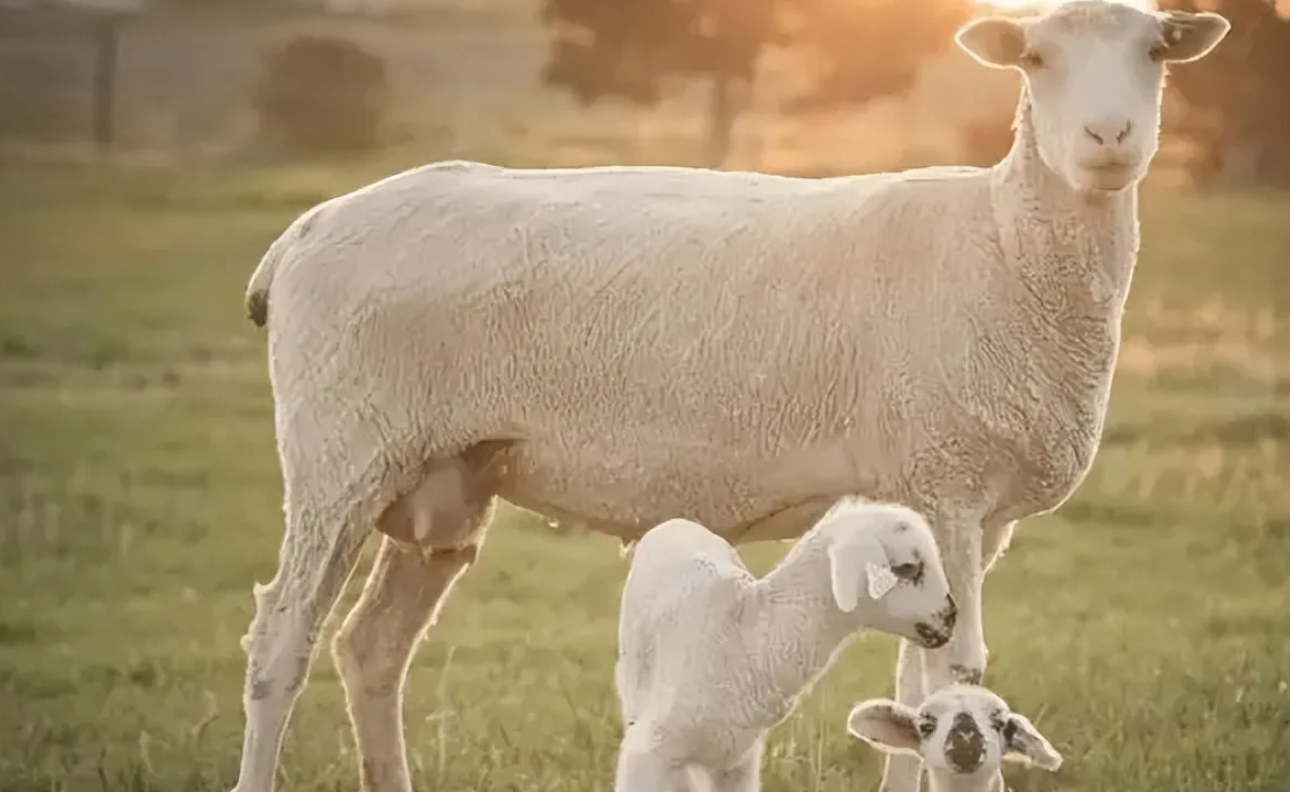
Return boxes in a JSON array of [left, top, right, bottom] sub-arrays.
[[846, 685, 1062, 791], [955, 0, 1229, 194]]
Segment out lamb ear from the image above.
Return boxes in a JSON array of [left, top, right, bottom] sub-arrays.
[[1003, 713, 1063, 771], [827, 535, 894, 612], [846, 699, 921, 756]]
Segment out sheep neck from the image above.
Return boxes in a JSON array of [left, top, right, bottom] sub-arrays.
[[746, 532, 863, 718], [988, 89, 1140, 318]]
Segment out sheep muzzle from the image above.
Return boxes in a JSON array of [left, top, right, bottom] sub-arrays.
[[944, 712, 986, 773]]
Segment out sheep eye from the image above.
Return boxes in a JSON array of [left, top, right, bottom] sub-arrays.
[[1148, 41, 1169, 61], [1018, 49, 1044, 69], [891, 561, 924, 583], [918, 717, 937, 738]]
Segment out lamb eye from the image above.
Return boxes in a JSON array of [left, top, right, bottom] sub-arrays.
[[891, 561, 923, 582], [1148, 42, 1168, 61], [918, 718, 937, 738], [1018, 50, 1044, 69]]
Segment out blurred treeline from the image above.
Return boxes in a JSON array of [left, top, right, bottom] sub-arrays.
[[0, 0, 1286, 185]]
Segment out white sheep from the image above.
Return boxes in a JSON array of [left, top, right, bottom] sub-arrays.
[[228, 4, 1231, 792], [614, 497, 957, 792], [846, 685, 1062, 792]]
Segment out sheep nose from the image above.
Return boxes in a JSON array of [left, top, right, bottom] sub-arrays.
[[945, 712, 986, 772], [1083, 119, 1133, 145]]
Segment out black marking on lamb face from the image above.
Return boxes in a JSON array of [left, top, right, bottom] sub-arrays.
[[892, 549, 926, 586], [945, 712, 986, 773]]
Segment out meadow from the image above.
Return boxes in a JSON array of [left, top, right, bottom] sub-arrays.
[[0, 146, 1288, 792]]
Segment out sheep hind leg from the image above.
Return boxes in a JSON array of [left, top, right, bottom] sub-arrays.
[[879, 639, 928, 792], [333, 454, 497, 792], [230, 499, 371, 792]]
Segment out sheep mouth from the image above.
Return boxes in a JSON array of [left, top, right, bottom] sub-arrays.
[[913, 622, 951, 649], [1077, 161, 1143, 191]]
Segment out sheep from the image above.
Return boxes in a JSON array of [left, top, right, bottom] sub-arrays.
[[613, 497, 958, 792], [228, 3, 1231, 792], [846, 685, 1062, 792]]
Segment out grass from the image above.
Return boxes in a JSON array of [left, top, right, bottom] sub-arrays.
[[0, 154, 1288, 792]]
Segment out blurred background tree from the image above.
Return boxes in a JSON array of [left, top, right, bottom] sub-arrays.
[[539, 0, 973, 168], [782, 0, 972, 111], [1160, 0, 1290, 188], [253, 33, 392, 155]]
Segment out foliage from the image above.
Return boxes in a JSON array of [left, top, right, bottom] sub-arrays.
[[783, 0, 972, 111], [253, 33, 392, 155], [539, 0, 780, 108], [1160, 0, 1290, 187]]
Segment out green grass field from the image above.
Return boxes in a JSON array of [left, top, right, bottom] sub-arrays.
[[1, 156, 1288, 792]]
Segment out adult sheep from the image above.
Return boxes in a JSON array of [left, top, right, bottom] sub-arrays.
[[228, 3, 1231, 792]]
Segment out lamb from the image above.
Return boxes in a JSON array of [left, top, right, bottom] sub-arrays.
[[846, 685, 1062, 792], [227, 4, 1231, 792], [614, 498, 958, 792]]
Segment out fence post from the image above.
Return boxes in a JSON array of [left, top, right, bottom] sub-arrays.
[[91, 12, 119, 152]]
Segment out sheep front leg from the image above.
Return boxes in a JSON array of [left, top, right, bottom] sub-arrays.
[[925, 520, 997, 788], [937, 520, 987, 687], [711, 739, 763, 792], [879, 640, 928, 792], [614, 742, 680, 792]]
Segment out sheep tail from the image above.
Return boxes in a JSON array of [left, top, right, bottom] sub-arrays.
[[244, 202, 325, 329]]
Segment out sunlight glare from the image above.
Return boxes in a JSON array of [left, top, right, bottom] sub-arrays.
[[974, 0, 1158, 11]]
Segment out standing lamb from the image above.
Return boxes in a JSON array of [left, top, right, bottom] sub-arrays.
[[614, 497, 958, 792], [846, 685, 1062, 792], [228, 3, 1231, 792]]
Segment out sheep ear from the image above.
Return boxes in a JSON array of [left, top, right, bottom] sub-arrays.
[[846, 700, 921, 756], [1156, 11, 1230, 64], [955, 16, 1028, 69], [828, 535, 894, 612], [1003, 713, 1063, 771]]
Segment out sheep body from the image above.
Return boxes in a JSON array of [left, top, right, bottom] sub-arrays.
[[613, 498, 956, 792], [249, 155, 1094, 546]]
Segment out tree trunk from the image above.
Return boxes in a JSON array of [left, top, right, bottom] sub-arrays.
[[703, 74, 741, 169]]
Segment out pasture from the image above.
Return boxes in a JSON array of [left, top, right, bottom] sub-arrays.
[[0, 153, 1288, 792]]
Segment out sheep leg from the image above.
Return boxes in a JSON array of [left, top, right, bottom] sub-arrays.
[[613, 742, 680, 792], [712, 739, 763, 792], [922, 521, 1001, 790], [879, 639, 929, 792], [333, 457, 495, 792], [230, 501, 370, 792]]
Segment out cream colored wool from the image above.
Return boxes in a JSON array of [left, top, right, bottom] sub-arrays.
[[614, 498, 957, 792], [228, 4, 1231, 792]]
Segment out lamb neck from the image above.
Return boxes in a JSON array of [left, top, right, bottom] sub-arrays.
[[744, 534, 862, 718]]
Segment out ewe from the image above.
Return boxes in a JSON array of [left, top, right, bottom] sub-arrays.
[[847, 685, 1062, 792], [614, 498, 957, 792], [229, 3, 1230, 792]]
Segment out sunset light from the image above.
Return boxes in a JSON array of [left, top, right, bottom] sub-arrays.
[[975, 0, 1158, 10]]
